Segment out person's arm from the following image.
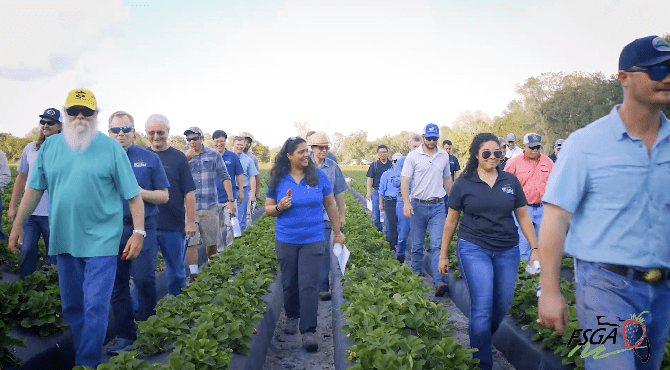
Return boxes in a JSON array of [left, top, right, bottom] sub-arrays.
[[438, 208, 461, 273], [184, 190, 197, 238], [401, 176, 412, 218], [324, 194, 345, 245], [7, 188, 45, 254], [8, 172, 28, 223], [265, 194, 291, 216], [236, 174, 244, 204], [335, 192, 346, 227], [514, 205, 539, 265], [140, 187, 169, 204], [223, 179, 237, 215], [537, 203, 571, 335], [254, 174, 261, 199], [249, 176, 257, 203], [122, 195, 145, 260], [365, 177, 373, 199], [443, 176, 454, 196]]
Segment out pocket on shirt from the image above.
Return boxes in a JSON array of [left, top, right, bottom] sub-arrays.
[[590, 163, 642, 209]]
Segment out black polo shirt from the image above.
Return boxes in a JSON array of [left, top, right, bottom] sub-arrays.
[[366, 159, 392, 190], [448, 169, 527, 251]]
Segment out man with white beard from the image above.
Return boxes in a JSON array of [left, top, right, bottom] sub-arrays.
[[7, 88, 145, 368]]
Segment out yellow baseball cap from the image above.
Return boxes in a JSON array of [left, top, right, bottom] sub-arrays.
[[65, 88, 97, 110]]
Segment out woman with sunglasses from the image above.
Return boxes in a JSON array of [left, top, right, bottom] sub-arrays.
[[438, 133, 538, 370], [264, 136, 344, 352]]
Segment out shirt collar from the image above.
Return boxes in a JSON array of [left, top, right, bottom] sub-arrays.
[[609, 104, 670, 143]]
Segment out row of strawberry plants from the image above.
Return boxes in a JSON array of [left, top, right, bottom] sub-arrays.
[[339, 191, 479, 369], [92, 214, 278, 370]]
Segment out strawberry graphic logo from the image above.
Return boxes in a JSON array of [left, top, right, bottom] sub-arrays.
[[622, 311, 648, 349]]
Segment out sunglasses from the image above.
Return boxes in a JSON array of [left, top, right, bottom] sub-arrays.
[[625, 64, 670, 81], [528, 146, 541, 151], [40, 119, 59, 126], [312, 145, 329, 150], [425, 137, 439, 142], [109, 126, 134, 134], [185, 136, 201, 142], [66, 107, 95, 117], [481, 150, 502, 159]]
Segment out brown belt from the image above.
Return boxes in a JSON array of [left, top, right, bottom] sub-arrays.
[[599, 263, 670, 284]]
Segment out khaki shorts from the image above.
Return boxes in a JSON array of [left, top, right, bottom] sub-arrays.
[[189, 207, 219, 247]]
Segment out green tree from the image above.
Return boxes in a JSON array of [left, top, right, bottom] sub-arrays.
[[0, 133, 31, 161], [168, 135, 187, 151], [340, 130, 372, 164]]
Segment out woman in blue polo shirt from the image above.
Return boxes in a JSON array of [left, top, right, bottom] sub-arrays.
[[265, 136, 345, 352], [438, 133, 538, 370]]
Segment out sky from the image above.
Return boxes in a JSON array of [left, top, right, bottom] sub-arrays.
[[1, 0, 667, 148]]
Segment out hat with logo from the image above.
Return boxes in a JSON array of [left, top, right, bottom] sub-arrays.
[[619, 36, 670, 70], [65, 88, 97, 110], [506, 133, 516, 142], [308, 131, 329, 146], [39, 108, 62, 123], [184, 126, 203, 136], [423, 123, 439, 139], [523, 133, 542, 146], [555, 138, 565, 148], [392, 152, 402, 161]]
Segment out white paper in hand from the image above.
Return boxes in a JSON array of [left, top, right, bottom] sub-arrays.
[[332, 243, 350, 275], [366, 199, 373, 211], [524, 260, 541, 274]]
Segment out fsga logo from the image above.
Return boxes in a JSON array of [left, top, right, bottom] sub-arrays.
[[567, 311, 650, 363]]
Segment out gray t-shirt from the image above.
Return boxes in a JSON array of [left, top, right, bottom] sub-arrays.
[[17, 142, 49, 216], [400, 145, 450, 200]]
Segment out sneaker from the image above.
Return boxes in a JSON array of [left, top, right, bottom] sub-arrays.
[[396, 255, 405, 263], [302, 332, 318, 352], [318, 291, 332, 301], [106, 337, 135, 355], [435, 282, 448, 297], [283, 317, 299, 335]]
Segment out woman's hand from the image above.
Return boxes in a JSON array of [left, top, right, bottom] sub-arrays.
[[277, 195, 292, 211], [333, 232, 345, 245], [438, 257, 449, 274], [529, 249, 539, 267]]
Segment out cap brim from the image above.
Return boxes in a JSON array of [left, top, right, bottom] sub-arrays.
[[528, 142, 542, 147], [637, 55, 670, 67]]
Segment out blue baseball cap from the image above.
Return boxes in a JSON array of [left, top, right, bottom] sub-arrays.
[[39, 108, 62, 123], [423, 123, 439, 139], [523, 133, 542, 147], [619, 36, 670, 70]]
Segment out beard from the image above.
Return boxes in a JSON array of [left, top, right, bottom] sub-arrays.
[[63, 115, 99, 151]]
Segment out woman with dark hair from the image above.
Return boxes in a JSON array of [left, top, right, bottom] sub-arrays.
[[438, 133, 538, 370], [264, 136, 345, 352]]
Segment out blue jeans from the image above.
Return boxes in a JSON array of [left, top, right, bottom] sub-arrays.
[[383, 197, 398, 249], [57, 254, 116, 367], [575, 259, 670, 370], [396, 197, 410, 259], [457, 239, 520, 370], [514, 204, 542, 261], [275, 240, 324, 334], [111, 222, 158, 341], [157, 229, 187, 295], [371, 188, 383, 233], [19, 215, 55, 278], [238, 186, 249, 231], [409, 199, 446, 287], [318, 220, 332, 292]]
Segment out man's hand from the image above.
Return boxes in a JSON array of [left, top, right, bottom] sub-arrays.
[[7, 206, 17, 224], [333, 232, 345, 245], [339, 215, 346, 228], [249, 193, 257, 203], [122, 233, 144, 260], [365, 192, 370, 200], [403, 202, 413, 219], [237, 193, 244, 204], [185, 148, 196, 160], [185, 221, 197, 238], [7, 225, 23, 254], [379, 203, 384, 212], [228, 201, 237, 215], [438, 258, 449, 274], [538, 291, 569, 335], [528, 249, 540, 267]]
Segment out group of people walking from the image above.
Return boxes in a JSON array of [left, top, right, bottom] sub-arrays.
[[5, 88, 263, 367]]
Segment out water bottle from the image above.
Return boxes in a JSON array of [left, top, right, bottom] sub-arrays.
[[231, 215, 242, 238], [536, 282, 541, 299], [380, 211, 385, 223]]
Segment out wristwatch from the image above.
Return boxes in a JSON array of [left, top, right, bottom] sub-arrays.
[[133, 229, 147, 237]]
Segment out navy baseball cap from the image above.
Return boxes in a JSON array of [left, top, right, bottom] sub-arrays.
[[423, 123, 439, 139], [619, 36, 670, 70], [523, 133, 542, 147], [39, 108, 62, 123]]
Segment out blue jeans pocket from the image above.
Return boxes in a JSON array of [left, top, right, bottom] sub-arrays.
[[588, 264, 629, 291]]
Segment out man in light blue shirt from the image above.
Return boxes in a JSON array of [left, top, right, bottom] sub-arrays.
[[234, 136, 258, 231], [538, 35, 670, 370]]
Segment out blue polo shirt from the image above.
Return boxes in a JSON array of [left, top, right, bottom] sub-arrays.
[[238, 152, 259, 188], [122, 145, 170, 221], [379, 166, 399, 198], [216, 149, 243, 203], [449, 170, 526, 251], [543, 105, 670, 268], [266, 169, 333, 244]]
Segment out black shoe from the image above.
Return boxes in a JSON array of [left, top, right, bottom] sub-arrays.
[[396, 255, 405, 263], [435, 282, 448, 297], [318, 291, 332, 301], [302, 332, 318, 352]]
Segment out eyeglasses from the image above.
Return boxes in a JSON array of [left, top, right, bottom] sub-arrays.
[[185, 136, 201, 142], [312, 145, 329, 151], [66, 107, 95, 117], [40, 119, 59, 126], [481, 150, 502, 159], [625, 64, 670, 81], [425, 137, 438, 142], [528, 146, 541, 151], [109, 126, 134, 134]]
